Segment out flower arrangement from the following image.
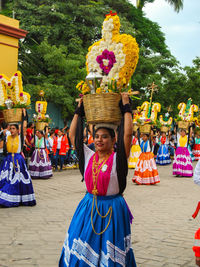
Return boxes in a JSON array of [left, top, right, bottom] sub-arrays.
[[83, 11, 139, 94], [33, 91, 51, 124], [0, 71, 31, 109]]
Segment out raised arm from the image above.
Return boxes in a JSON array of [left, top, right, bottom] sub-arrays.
[[69, 99, 83, 148], [121, 93, 133, 158]]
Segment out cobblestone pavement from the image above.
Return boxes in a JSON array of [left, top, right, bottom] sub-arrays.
[[0, 162, 200, 267]]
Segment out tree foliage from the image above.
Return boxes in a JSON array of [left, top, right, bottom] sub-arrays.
[[1, 0, 199, 120]]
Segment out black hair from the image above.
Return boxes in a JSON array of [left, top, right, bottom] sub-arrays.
[[27, 122, 34, 128], [38, 130, 44, 135], [95, 127, 115, 139], [9, 124, 19, 130], [1, 121, 8, 129], [50, 129, 55, 135], [143, 133, 149, 138]]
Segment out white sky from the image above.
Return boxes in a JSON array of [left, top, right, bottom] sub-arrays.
[[130, 0, 200, 67]]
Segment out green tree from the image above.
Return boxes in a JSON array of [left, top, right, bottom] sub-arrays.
[[1, 0, 185, 119]]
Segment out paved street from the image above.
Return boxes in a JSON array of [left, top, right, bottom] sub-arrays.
[[0, 162, 200, 267]]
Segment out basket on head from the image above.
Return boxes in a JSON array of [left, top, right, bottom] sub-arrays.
[[177, 121, 189, 130], [160, 126, 169, 133], [139, 124, 151, 134], [36, 122, 48, 131], [83, 93, 122, 125], [3, 108, 22, 123]]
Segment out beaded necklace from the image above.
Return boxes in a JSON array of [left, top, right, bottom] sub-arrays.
[[91, 151, 113, 235]]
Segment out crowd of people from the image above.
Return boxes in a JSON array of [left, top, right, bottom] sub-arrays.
[[1, 103, 200, 266], [128, 126, 200, 185]]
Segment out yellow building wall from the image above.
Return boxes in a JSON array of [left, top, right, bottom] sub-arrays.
[[0, 15, 20, 78]]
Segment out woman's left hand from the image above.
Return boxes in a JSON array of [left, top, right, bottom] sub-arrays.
[[121, 92, 130, 105]]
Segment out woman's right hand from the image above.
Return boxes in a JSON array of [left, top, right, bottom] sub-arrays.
[[78, 97, 83, 108]]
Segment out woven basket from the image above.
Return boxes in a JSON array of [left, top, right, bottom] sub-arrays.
[[160, 126, 169, 133], [3, 108, 22, 123], [139, 124, 152, 134], [36, 122, 48, 131], [83, 93, 121, 125], [177, 121, 189, 130]]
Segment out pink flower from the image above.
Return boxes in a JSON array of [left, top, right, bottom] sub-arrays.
[[96, 49, 116, 75], [14, 73, 18, 76], [8, 82, 11, 86], [20, 92, 23, 97]]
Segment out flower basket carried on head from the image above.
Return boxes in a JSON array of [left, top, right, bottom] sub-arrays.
[[36, 122, 48, 131], [3, 108, 22, 123], [83, 93, 122, 125], [160, 126, 169, 133], [139, 124, 151, 134], [177, 121, 190, 130]]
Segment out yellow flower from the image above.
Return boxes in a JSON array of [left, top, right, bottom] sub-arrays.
[[96, 87, 102, 94]]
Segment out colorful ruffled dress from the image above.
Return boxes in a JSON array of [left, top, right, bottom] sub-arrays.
[[156, 136, 171, 165], [29, 136, 52, 179], [193, 137, 200, 161], [172, 133, 193, 177], [59, 144, 136, 267], [128, 137, 141, 169], [0, 135, 36, 207], [133, 140, 160, 185]]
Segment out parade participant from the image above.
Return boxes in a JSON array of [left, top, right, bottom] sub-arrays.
[[59, 93, 137, 266], [0, 111, 36, 207], [29, 127, 52, 179], [52, 129, 69, 171], [172, 128, 193, 177], [133, 132, 160, 185], [151, 134, 160, 159], [128, 130, 141, 168], [0, 126, 4, 166], [24, 126, 35, 168], [156, 131, 171, 165], [47, 129, 55, 166], [193, 133, 200, 161], [192, 164, 200, 266]]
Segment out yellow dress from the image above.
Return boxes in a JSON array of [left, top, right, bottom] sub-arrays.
[[128, 137, 141, 169]]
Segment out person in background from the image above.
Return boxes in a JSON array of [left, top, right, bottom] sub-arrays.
[[156, 131, 171, 165], [0, 126, 4, 166], [133, 132, 160, 185], [52, 129, 69, 171], [128, 130, 141, 169], [172, 128, 193, 177], [193, 131, 200, 161], [48, 129, 55, 167], [29, 127, 52, 179], [0, 110, 36, 207]]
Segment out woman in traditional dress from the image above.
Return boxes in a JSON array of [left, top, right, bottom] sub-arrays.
[[133, 133, 160, 185], [29, 127, 52, 179], [172, 128, 193, 177], [0, 113, 36, 207], [128, 130, 141, 169], [59, 93, 137, 267], [156, 131, 171, 165], [193, 133, 200, 161]]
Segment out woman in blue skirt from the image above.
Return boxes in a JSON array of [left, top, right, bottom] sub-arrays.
[[59, 93, 137, 267], [0, 111, 36, 207], [156, 131, 171, 165]]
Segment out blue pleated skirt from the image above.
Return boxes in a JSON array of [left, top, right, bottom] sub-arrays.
[[59, 193, 136, 267], [0, 153, 36, 207], [156, 144, 171, 165]]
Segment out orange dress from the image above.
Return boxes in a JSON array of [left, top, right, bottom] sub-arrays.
[[133, 140, 160, 185]]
